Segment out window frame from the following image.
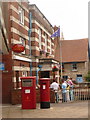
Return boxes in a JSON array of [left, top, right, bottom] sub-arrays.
[[18, 6, 24, 25], [45, 34, 47, 52], [19, 37, 25, 54], [22, 71, 28, 77], [50, 38, 52, 54], [38, 28, 42, 50], [72, 63, 77, 71]]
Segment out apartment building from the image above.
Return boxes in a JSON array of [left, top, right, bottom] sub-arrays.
[[2, 0, 31, 103], [29, 5, 60, 83]]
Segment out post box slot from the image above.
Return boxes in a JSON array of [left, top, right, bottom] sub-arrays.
[[22, 79, 33, 87], [42, 82, 46, 84]]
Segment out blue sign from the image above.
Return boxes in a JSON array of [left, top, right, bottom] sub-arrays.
[[76, 77, 83, 83], [0, 62, 5, 70]]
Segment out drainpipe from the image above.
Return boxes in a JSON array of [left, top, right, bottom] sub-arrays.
[[36, 68, 40, 85], [28, 12, 32, 76], [36, 65, 42, 85]]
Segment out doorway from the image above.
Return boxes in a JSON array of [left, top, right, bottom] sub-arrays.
[[40, 71, 50, 78]]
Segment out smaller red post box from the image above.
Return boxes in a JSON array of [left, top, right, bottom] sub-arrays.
[[40, 78, 50, 109], [21, 76, 36, 109]]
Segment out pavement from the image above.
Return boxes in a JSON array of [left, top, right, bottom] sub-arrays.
[[1, 101, 89, 119]]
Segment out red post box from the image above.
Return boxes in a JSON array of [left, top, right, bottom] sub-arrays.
[[39, 78, 50, 109], [20, 76, 36, 109]]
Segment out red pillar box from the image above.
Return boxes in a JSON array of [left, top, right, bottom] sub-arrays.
[[20, 76, 36, 109], [39, 78, 50, 109]]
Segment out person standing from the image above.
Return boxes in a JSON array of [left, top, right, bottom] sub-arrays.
[[50, 79, 60, 103], [61, 79, 67, 102], [66, 84, 70, 101], [67, 77, 74, 101]]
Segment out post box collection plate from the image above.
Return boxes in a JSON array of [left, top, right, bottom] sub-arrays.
[[25, 89, 30, 93]]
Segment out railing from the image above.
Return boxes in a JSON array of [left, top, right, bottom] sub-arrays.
[[58, 82, 90, 102], [73, 82, 90, 101]]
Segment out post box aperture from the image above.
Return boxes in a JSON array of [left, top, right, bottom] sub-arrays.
[[22, 79, 33, 87]]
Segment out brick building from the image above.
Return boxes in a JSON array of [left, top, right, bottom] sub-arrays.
[[2, 0, 32, 103], [29, 4, 60, 83], [54, 38, 89, 82], [2, 2, 60, 103]]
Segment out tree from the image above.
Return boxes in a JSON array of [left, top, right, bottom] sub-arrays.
[[85, 71, 90, 82]]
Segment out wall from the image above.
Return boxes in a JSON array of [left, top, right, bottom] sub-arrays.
[[62, 62, 88, 80], [11, 89, 55, 104]]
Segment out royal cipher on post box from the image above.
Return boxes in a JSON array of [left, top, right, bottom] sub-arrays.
[[39, 78, 50, 109], [20, 76, 36, 109]]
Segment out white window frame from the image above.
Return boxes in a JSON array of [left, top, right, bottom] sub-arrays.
[[22, 71, 28, 77], [72, 63, 77, 71], [20, 37, 25, 54], [38, 28, 42, 49], [18, 6, 24, 25]]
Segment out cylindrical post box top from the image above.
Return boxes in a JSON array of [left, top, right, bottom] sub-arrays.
[[20, 76, 36, 79], [39, 78, 50, 81]]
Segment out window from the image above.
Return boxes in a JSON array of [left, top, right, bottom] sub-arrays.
[[38, 29, 42, 49], [45, 34, 47, 52], [72, 63, 77, 71], [50, 38, 52, 54], [20, 37, 25, 54], [18, 6, 24, 25], [77, 74, 82, 77], [22, 71, 28, 77]]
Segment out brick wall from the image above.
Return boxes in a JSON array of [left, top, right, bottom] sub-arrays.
[[2, 53, 13, 103], [11, 89, 55, 105]]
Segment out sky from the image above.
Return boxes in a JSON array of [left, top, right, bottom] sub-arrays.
[[30, 0, 89, 40]]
